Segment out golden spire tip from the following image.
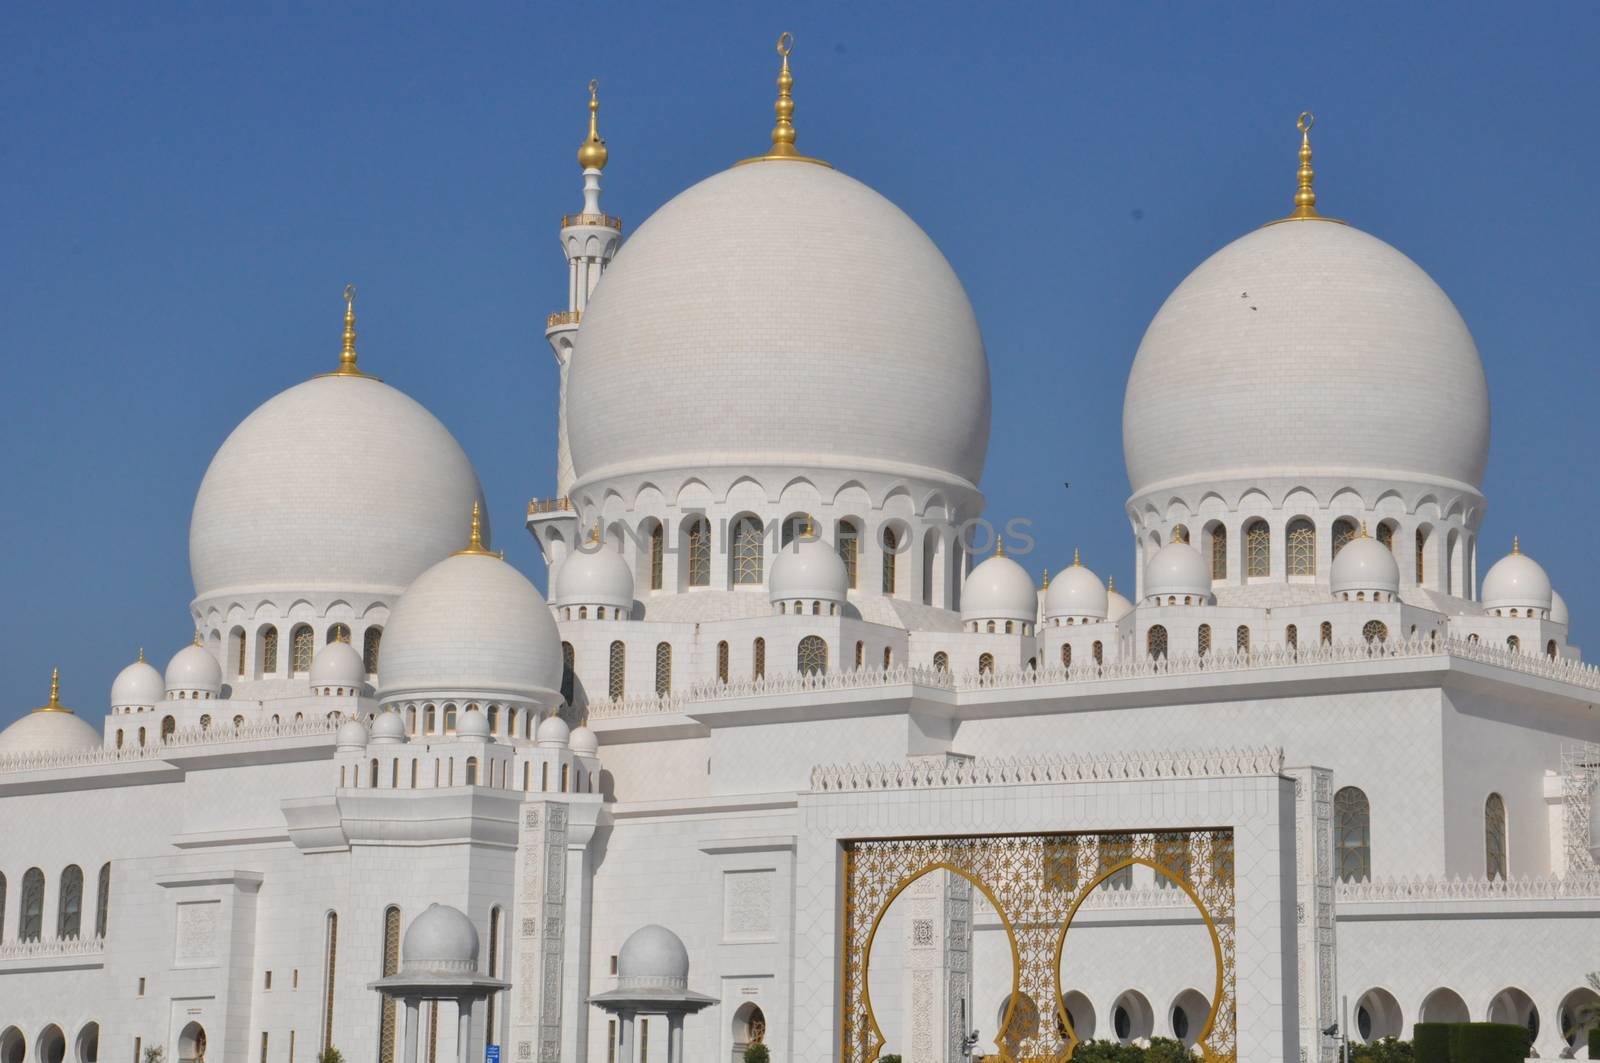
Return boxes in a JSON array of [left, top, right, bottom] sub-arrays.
[[736, 31, 832, 168], [456, 501, 503, 558], [1267, 111, 1344, 226], [1513, 535, 1520, 555], [318, 284, 380, 380], [996, 535, 1005, 558], [1042, 568, 1050, 589], [1073, 547, 1081, 567], [193, 629, 203, 647], [49, 667, 60, 706], [578, 78, 609, 171], [138, 647, 145, 663], [1107, 575, 1115, 592]]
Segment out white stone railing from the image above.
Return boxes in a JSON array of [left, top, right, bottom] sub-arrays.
[[809, 747, 1285, 793], [0, 935, 106, 960], [1337, 873, 1600, 904], [1076, 886, 1196, 911], [0, 716, 340, 775], [586, 665, 953, 720]]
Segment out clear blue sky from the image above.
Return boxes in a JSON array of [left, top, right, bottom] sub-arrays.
[[3, 2, 1597, 724]]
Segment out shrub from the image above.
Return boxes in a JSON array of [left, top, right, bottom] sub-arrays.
[[1350, 1038, 1415, 1063], [1446, 1023, 1529, 1063], [1591, 1027, 1600, 1061], [1144, 1038, 1198, 1062], [1414, 1024, 1452, 1063], [878, 1056, 901, 1063], [1070, 1042, 1149, 1062], [743, 1045, 770, 1063], [142, 1049, 165, 1063], [318, 1050, 345, 1063]]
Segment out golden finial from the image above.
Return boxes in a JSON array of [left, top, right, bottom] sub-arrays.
[[193, 630, 203, 648], [1268, 111, 1345, 226], [137, 647, 145, 663], [1042, 568, 1050, 589], [318, 284, 381, 380], [1073, 547, 1082, 567], [455, 501, 503, 558], [803, 513, 815, 538], [1107, 575, 1116, 592], [37, 667, 72, 714], [736, 32, 832, 168], [996, 535, 1005, 558], [578, 79, 609, 171], [1513, 535, 1520, 555], [1361, 520, 1370, 538]]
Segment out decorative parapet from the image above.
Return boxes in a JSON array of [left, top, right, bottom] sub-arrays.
[[527, 496, 574, 518], [586, 665, 953, 721], [0, 716, 339, 776], [808, 747, 1285, 793], [560, 212, 622, 230], [0, 936, 106, 961], [1336, 873, 1600, 903], [546, 310, 582, 329]]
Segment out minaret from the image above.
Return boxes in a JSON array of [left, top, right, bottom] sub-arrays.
[[546, 79, 623, 500]]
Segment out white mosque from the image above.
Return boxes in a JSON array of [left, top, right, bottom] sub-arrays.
[[4, 35, 1600, 1063]]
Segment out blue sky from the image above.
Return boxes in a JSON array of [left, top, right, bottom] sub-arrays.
[[2, 2, 1597, 724]]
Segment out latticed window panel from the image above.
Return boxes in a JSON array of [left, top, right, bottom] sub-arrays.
[[20, 868, 43, 940], [607, 641, 625, 700], [1210, 526, 1227, 579], [1485, 793, 1508, 880], [1362, 620, 1388, 644], [1285, 624, 1298, 651], [798, 635, 827, 676], [933, 651, 948, 673], [292, 626, 315, 674], [1147, 625, 1168, 660], [1376, 522, 1395, 550], [1415, 528, 1427, 584], [1235, 626, 1250, 653], [881, 527, 899, 594], [687, 519, 710, 587], [753, 638, 766, 679], [731, 515, 763, 586], [978, 652, 995, 675], [1197, 625, 1211, 657], [1320, 621, 1333, 645], [1061, 644, 1072, 668], [1245, 521, 1271, 578], [649, 523, 664, 590], [837, 522, 859, 588], [327, 623, 350, 645], [364, 628, 383, 675], [1098, 834, 1134, 890], [1332, 519, 1358, 558], [1092, 640, 1103, 664], [261, 627, 278, 673], [236, 634, 247, 677], [1153, 832, 1191, 888], [716, 641, 729, 682], [95, 863, 110, 938], [1334, 787, 1371, 882], [854, 641, 864, 669], [57, 865, 82, 938], [654, 642, 672, 695], [1286, 519, 1316, 576], [379, 907, 401, 1063]]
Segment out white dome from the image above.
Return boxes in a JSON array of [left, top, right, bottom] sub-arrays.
[[310, 640, 365, 690], [165, 643, 222, 697], [617, 924, 690, 990], [111, 654, 164, 709], [401, 903, 479, 974], [1144, 542, 1212, 603], [769, 535, 850, 604], [457, 707, 490, 739], [0, 675, 100, 758], [1482, 543, 1553, 613], [379, 551, 563, 707], [554, 543, 635, 612], [536, 714, 571, 748], [335, 718, 369, 751], [1552, 589, 1569, 628], [568, 161, 990, 490], [190, 374, 485, 602], [570, 724, 599, 756], [1123, 220, 1489, 498], [1330, 533, 1400, 598], [961, 552, 1038, 624], [1044, 557, 1108, 621], [370, 710, 408, 743], [1106, 581, 1134, 623]]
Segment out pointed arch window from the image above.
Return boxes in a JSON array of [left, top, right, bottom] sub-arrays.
[[1334, 786, 1371, 882], [292, 625, 315, 674], [560, 642, 575, 705], [234, 630, 247, 677], [1286, 519, 1316, 577], [933, 651, 949, 673], [96, 863, 111, 938], [21, 867, 45, 940], [261, 626, 279, 674], [731, 514, 764, 586], [837, 520, 859, 589], [326, 623, 350, 645], [1506, 635, 1520, 653], [1332, 518, 1358, 557], [1376, 521, 1395, 550], [161, 716, 175, 742], [753, 637, 766, 680], [1415, 528, 1427, 584], [1320, 621, 1333, 646], [1285, 624, 1298, 651], [882, 646, 893, 669], [1061, 644, 1072, 668], [607, 641, 625, 699], [649, 522, 664, 591], [1147, 625, 1168, 660], [1485, 793, 1508, 880], [717, 641, 729, 683], [854, 641, 864, 670], [1197, 624, 1211, 657], [1235, 625, 1250, 653], [1210, 525, 1227, 580], [978, 652, 995, 675], [1363, 620, 1388, 644], [58, 864, 83, 938], [881, 526, 900, 595], [654, 642, 672, 695], [686, 516, 711, 588], [798, 636, 828, 676], [1092, 640, 1104, 665], [1245, 520, 1271, 578], [363, 627, 383, 675], [378, 906, 401, 1063]]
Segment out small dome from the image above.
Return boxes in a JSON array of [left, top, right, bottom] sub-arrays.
[[311, 639, 365, 690], [336, 718, 369, 751], [400, 903, 480, 974], [554, 541, 635, 612], [456, 707, 490, 739], [1330, 532, 1400, 598], [1552, 589, 1569, 628], [617, 924, 690, 990], [0, 672, 100, 758], [536, 714, 571, 748], [370, 710, 408, 743], [1144, 542, 1212, 603], [1106, 579, 1134, 623], [1043, 556, 1108, 621], [769, 533, 850, 604], [111, 653, 164, 709], [165, 642, 222, 697], [961, 550, 1038, 624], [569, 724, 599, 756], [1482, 541, 1553, 613]]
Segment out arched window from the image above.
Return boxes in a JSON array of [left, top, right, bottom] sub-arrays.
[[1485, 793, 1508, 880], [649, 522, 665, 591], [654, 642, 672, 695], [465, 757, 479, 785], [1363, 620, 1388, 644], [321, 911, 338, 1050], [933, 651, 949, 672], [1235, 626, 1250, 653], [1245, 520, 1271, 578], [1197, 624, 1211, 657], [1415, 527, 1427, 585], [377, 906, 401, 1063], [260, 625, 279, 674], [115, 729, 124, 749], [1286, 518, 1316, 576], [1147, 625, 1168, 660], [1210, 525, 1227, 580], [1092, 640, 1104, 665], [1548, 639, 1559, 659], [325, 623, 349, 646], [716, 641, 729, 682], [607, 641, 625, 699], [978, 653, 995, 675], [363, 627, 382, 675], [200, 713, 212, 730], [835, 520, 859, 589], [854, 641, 865, 670], [0, 872, 6, 939], [291, 625, 314, 674], [686, 516, 711, 587], [881, 526, 900, 595], [57, 865, 83, 938], [1061, 644, 1072, 668], [1320, 621, 1333, 646], [753, 637, 766, 679], [233, 629, 247, 677], [1376, 521, 1395, 550], [1285, 624, 1297, 651], [882, 646, 893, 669], [21, 868, 44, 940], [95, 863, 111, 938], [798, 636, 828, 676], [443, 705, 457, 734], [1334, 786, 1371, 882], [1506, 635, 1520, 653], [161, 716, 175, 742], [138, 727, 147, 746], [1332, 518, 1358, 557], [731, 514, 764, 586], [560, 642, 575, 705]]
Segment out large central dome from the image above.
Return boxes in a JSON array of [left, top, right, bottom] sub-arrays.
[[567, 161, 991, 490]]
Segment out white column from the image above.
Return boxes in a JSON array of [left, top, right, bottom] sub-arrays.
[[617, 1012, 635, 1063], [667, 1014, 684, 1063], [403, 999, 421, 1063], [456, 999, 472, 1063]]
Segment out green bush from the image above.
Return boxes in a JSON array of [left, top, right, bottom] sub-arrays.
[[878, 1056, 900, 1063], [1143, 1038, 1197, 1062], [1446, 1023, 1529, 1063], [743, 1045, 770, 1063], [1413, 1023, 1452, 1063], [318, 1051, 344, 1063], [1591, 1027, 1600, 1060], [1349, 1037, 1415, 1063]]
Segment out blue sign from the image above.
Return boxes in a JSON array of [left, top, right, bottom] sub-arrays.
[[486, 1046, 500, 1063]]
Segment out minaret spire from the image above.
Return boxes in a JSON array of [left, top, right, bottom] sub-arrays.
[[738, 32, 832, 168], [1268, 111, 1344, 226]]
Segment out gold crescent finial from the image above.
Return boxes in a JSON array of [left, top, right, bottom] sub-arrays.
[[777, 30, 794, 58], [456, 501, 503, 558], [1073, 547, 1081, 567], [736, 31, 832, 168], [318, 284, 381, 379], [1513, 535, 1520, 555], [996, 535, 1005, 558], [1267, 110, 1344, 226], [578, 78, 609, 170], [1042, 567, 1050, 589], [138, 647, 145, 663], [37, 666, 71, 713], [1107, 575, 1115, 592]]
